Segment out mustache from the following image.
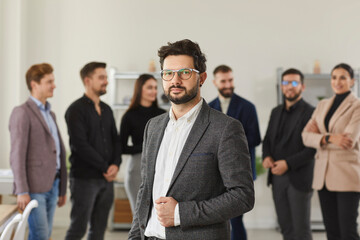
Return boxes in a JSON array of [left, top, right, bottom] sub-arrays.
[[169, 85, 186, 90]]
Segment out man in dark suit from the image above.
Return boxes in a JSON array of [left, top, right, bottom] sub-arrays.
[[9, 63, 67, 240], [262, 68, 316, 240], [209, 65, 261, 240], [128, 39, 254, 240]]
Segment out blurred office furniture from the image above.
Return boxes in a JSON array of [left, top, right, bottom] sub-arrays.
[[13, 200, 38, 240], [0, 213, 21, 240]]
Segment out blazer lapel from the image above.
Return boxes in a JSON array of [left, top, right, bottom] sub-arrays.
[[26, 98, 52, 135], [166, 102, 210, 195], [226, 94, 238, 118], [329, 93, 355, 132], [147, 114, 169, 192]]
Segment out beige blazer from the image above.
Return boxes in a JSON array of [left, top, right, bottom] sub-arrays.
[[302, 93, 360, 192]]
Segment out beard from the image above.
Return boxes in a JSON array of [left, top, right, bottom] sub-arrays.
[[165, 79, 199, 105], [95, 86, 107, 96], [218, 87, 234, 98], [283, 90, 302, 102]]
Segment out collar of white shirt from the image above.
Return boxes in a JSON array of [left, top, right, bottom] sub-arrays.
[[169, 98, 204, 124]]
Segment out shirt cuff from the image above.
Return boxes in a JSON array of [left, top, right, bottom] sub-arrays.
[[174, 203, 180, 226], [18, 192, 29, 196]]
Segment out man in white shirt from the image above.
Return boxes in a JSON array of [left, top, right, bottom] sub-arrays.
[[128, 39, 254, 240]]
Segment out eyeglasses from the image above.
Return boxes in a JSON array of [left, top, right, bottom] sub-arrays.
[[281, 81, 301, 87], [160, 68, 200, 81]]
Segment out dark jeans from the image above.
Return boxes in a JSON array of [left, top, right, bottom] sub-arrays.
[[318, 186, 360, 240], [272, 174, 313, 240], [65, 178, 114, 240], [230, 215, 247, 240]]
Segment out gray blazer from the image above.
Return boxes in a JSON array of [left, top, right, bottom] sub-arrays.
[[129, 102, 254, 240], [9, 98, 67, 196]]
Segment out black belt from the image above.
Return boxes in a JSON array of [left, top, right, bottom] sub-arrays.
[[55, 171, 60, 179], [145, 237, 165, 240]]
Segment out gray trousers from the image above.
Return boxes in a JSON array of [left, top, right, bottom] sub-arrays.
[[124, 153, 142, 214], [65, 178, 114, 240], [272, 174, 313, 240]]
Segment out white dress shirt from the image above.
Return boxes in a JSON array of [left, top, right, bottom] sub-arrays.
[[144, 99, 203, 239], [219, 95, 231, 114]]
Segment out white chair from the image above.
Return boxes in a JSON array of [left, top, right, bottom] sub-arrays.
[[0, 213, 22, 240], [13, 200, 38, 240]]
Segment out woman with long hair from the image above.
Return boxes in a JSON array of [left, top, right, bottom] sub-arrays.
[[120, 74, 166, 213], [302, 63, 360, 240]]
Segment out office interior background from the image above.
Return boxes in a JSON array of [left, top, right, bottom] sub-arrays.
[[1, 0, 360, 230]]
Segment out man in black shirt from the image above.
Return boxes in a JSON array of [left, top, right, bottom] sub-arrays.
[[65, 62, 121, 240], [262, 68, 315, 240]]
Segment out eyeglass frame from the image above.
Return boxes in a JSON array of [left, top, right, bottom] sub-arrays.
[[160, 68, 200, 81], [281, 80, 301, 87]]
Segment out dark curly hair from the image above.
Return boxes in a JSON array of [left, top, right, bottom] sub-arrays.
[[158, 39, 207, 73]]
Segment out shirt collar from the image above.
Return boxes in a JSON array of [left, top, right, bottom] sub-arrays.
[[219, 95, 231, 104], [169, 98, 203, 123], [30, 96, 51, 111], [284, 98, 303, 112]]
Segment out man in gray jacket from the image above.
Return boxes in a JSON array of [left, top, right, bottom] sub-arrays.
[[128, 39, 254, 240], [9, 63, 67, 240]]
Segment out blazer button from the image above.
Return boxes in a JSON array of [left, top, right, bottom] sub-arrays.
[[53, 150, 56, 154], [141, 225, 145, 230]]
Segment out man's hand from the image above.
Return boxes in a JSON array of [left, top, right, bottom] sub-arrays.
[[271, 160, 288, 175], [155, 197, 177, 227], [103, 164, 119, 182], [17, 194, 31, 211], [262, 156, 275, 169], [58, 195, 67, 207]]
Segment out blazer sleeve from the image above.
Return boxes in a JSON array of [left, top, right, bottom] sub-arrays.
[[302, 102, 345, 151], [9, 107, 30, 194], [343, 102, 360, 149], [243, 104, 261, 148], [302, 104, 326, 149], [179, 120, 254, 227]]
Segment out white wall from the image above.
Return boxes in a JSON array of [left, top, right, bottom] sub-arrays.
[[1, 0, 360, 229]]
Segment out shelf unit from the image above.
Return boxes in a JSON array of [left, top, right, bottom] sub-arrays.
[[107, 68, 169, 230]]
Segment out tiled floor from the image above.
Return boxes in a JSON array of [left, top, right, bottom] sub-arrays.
[[52, 227, 327, 239]]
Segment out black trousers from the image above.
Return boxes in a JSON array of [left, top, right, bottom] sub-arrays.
[[65, 178, 114, 240], [272, 174, 313, 240], [318, 186, 360, 240]]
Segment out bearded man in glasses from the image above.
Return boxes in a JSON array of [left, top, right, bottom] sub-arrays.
[[209, 64, 261, 240], [128, 39, 254, 240], [262, 68, 316, 240]]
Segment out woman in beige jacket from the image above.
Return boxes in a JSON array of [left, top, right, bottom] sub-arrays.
[[302, 63, 360, 240]]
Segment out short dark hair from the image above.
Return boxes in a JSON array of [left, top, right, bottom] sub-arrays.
[[80, 62, 106, 82], [282, 68, 304, 84], [332, 63, 354, 79], [213, 65, 232, 76], [158, 39, 207, 73], [26, 63, 53, 91]]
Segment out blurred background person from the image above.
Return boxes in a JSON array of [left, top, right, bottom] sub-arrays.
[[9, 63, 67, 240], [120, 74, 166, 213], [302, 63, 360, 240]]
